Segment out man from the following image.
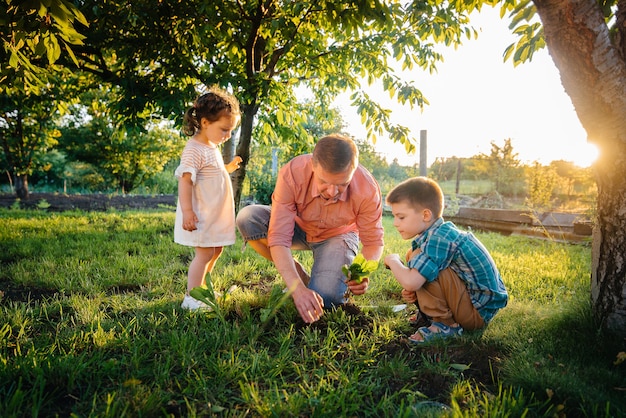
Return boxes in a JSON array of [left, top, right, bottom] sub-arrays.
[[236, 134, 384, 323]]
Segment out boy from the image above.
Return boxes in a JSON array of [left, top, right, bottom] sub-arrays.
[[384, 177, 508, 344]]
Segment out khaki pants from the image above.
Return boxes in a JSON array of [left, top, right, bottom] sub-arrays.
[[406, 248, 485, 331]]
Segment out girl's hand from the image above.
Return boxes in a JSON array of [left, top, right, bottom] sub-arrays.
[[226, 156, 243, 173], [182, 209, 198, 231]]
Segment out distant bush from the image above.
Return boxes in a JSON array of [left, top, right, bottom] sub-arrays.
[[63, 162, 110, 191], [138, 164, 178, 195], [247, 170, 276, 205]]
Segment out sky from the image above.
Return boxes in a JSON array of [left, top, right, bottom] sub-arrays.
[[333, 7, 598, 168]]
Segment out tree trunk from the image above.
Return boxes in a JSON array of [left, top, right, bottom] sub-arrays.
[[533, 0, 626, 336], [222, 128, 236, 166], [14, 174, 29, 199], [232, 102, 259, 212]]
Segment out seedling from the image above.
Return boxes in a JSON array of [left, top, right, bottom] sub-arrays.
[[189, 285, 219, 311], [189, 274, 238, 315], [342, 254, 378, 284]]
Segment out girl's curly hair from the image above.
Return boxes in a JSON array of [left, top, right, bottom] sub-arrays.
[[182, 87, 240, 136]]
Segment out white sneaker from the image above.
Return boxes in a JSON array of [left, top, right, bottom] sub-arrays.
[[181, 295, 213, 311]]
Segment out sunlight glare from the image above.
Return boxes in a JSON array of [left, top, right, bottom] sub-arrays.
[[575, 142, 599, 167]]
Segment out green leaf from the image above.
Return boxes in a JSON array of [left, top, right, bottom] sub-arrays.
[[189, 285, 218, 309], [450, 363, 471, 372], [9, 52, 19, 68], [362, 259, 379, 272], [343, 253, 379, 283], [353, 253, 367, 265], [64, 43, 79, 66]]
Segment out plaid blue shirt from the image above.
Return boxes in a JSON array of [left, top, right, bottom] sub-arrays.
[[407, 218, 508, 323]]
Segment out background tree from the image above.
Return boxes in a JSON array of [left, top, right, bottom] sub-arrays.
[[497, 0, 626, 336], [430, 157, 461, 182], [525, 162, 557, 210], [549, 159, 594, 199], [61, 0, 485, 206], [59, 89, 183, 193], [469, 138, 524, 196], [0, 86, 63, 198], [2, 0, 95, 197], [1, 0, 88, 93]]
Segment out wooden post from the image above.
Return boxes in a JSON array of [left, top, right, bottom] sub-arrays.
[[419, 130, 427, 176], [455, 158, 461, 194]]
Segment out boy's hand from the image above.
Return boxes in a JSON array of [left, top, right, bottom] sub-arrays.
[[401, 288, 418, 303], [384, 253, 402, 269]]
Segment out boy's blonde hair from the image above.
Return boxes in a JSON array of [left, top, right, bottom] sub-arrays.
[[386, 176, 444, 218]]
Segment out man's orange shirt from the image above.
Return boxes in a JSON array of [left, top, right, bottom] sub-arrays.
[[268, 154, 384, 248]]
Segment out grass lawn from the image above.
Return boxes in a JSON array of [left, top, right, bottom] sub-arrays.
[[0, 207, 624, 417]]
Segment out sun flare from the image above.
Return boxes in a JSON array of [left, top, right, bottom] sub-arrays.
[[574, 142, 599, 167]]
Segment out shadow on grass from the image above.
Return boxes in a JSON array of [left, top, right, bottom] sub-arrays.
[[2, 275, 623, 416]]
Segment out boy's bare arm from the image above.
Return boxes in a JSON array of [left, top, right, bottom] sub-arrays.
[[384, 253, 427, 292]]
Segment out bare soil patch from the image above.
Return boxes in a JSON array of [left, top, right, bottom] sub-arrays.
[[0, 192, 176, 212]]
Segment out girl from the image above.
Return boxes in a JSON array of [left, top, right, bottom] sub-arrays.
[[174, 88, 242, 310]]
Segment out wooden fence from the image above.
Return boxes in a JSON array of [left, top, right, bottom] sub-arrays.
[[446, 207, 593, 242]]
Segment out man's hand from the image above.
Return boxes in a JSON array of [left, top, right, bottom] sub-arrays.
[[290, 284, 324, 323], [347, 276, 369, 295]]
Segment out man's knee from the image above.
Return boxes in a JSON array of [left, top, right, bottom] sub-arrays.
[[235, 204, 256, 229], [236, 205, 270, 240]]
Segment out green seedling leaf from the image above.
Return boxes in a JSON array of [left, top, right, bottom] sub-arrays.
[[189, 285, 218, 310], [450, 363, 471, 372], [342, 253, 379, 284], [210, 405, 227, 413], [260, 284, 291, 323]]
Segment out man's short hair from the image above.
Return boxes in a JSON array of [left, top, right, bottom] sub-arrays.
[[312, 134, 359, 173], [386, 176, 444, 218]]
